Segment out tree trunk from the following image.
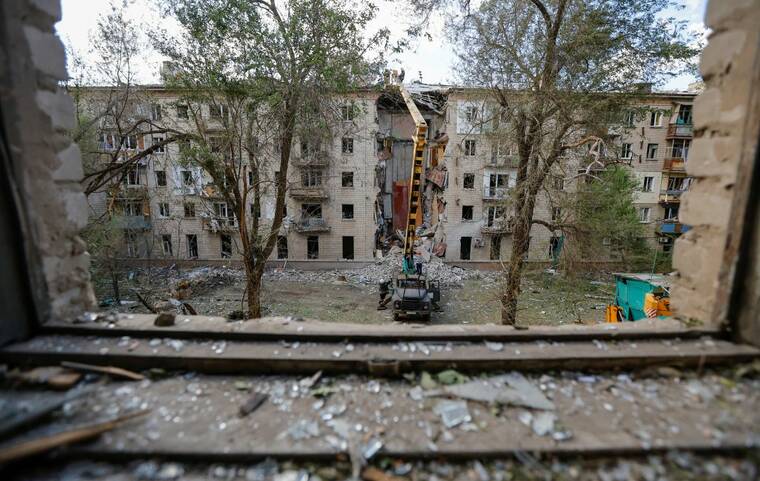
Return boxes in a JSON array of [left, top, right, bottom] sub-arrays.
[[502, 216, 529, 325], [111, 271, 121, 304], [243, 257, 264, 318]]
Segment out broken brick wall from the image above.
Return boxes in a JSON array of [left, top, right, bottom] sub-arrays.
[[672, 0, 760, 328], [0, 0, 95, 322]]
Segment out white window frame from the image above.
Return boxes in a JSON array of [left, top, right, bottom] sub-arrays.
[[162, 235, 173, 256], [642, 176, 654, 192], [158, 202, 170, 218], [153, 136, 165, 153], [650, 111, 663, 127], [639, 207, 651, 223], [621, 143, 633, 159], [646, 143, 659, 160]]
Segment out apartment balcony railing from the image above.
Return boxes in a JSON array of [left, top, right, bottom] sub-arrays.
[[113, 215, 151, 231], [289, 186, 329, 200], [202, 216, 238, 232], [488, 154, 520, 168], [656, 220, 691, 235], [659, 189, 686, 203], [294, 217, 330, 233], [663, 157, 687, 172], [666, 124, 693, 139], [482, 187, 510, 201], [481, 222, 512, 235], [292, 152, 330, 168]]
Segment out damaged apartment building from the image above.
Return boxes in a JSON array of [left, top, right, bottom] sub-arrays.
[[80, 81, 696, 264]]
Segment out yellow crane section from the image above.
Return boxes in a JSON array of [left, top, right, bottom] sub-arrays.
[[396, 83, 427, 273]]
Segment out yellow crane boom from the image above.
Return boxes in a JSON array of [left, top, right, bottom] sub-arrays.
[[396, 84, 427, 272]]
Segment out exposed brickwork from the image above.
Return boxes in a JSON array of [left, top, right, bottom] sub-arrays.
[[672, 0, 760, 324], [1, 0, 95, 321]]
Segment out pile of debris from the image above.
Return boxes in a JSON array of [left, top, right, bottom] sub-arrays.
[[349, 251, 490, 287]]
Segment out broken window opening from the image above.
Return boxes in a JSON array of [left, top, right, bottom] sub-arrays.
[[307, 236, 319, 259], [184, 203, 196, 218], [161, 234, 173, 256], [462, 205, 474, 221], [341, 137, 354, 154], [341, 172, 354, 188], [490, 235, 502, 260], [342, 236, 354, 260], [277, 236, 288, 260], [302, 203, 323, 219], [460, 236, 472, 260], [342, 204, 354, 220], [186, 234, 198, 259], [124, 232, 138, 258], [221, 234, 232, 258], [181, 170, 194, 186], [125, 168, 141, 186], [177, 104, 189, 119], [155, 170, 167, 186], [463, 173, 475, 189]]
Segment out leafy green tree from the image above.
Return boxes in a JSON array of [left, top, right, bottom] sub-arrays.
[[410, 0, 699, 324], [155, 0, 387, 317]]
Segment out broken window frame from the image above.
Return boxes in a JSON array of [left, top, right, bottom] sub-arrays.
[[642, 176, 654, 192], [341, 204, 354, 220], [276, 236, 288, 260], [176, 104, 189, 119], [220, 234, 232, 259], [463, 173, 475, 189], [125, 167, 141, 186], [650, 111, 663, 127], [341, 137, 354, 154], [307, 235, 319, 259], [186, 234, 199, 259], [124, 231, 138, 258], [155, 170, 167, 187], [341, 172, 354, 188], [183, 203, 196, 218], [461, 205, 474, 221], [181, 170, 194, 186], [464, 139, 476, 156], [153, 136, 165, 153], [161, 234, 173, 257], [302, 203, 323, 219]]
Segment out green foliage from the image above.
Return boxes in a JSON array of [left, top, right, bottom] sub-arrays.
[[572, 166, 649, 268]]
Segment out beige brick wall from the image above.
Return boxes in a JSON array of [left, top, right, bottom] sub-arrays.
[[671, 0, 760, 324]]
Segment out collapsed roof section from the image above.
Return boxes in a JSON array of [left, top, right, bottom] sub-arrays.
[[376, 82, 450, 115]]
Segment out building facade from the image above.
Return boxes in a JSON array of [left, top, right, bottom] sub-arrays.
[[81, 84, 695, 264]]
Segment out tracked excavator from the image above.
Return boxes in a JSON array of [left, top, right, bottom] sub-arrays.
[[378, 71, 447, 322]]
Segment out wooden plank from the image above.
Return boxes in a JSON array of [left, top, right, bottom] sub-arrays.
[[58, 441, 757, 464], [42, 315, 725, 344], [60, 361, 144, 381], [0, 409, 149, 464], [1, 335, 757, 375]]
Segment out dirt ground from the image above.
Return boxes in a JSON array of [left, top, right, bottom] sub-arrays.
[[93, 267, 614, 326]]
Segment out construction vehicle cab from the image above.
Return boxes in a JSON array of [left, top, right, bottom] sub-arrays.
[[391, 274, 440, 322]]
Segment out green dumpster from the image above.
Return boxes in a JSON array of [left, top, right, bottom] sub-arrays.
[[613, 273, 672, 321]]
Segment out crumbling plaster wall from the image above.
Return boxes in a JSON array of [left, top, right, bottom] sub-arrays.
[[1, 0, 95, 321], [672, 0, 760, 325]]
